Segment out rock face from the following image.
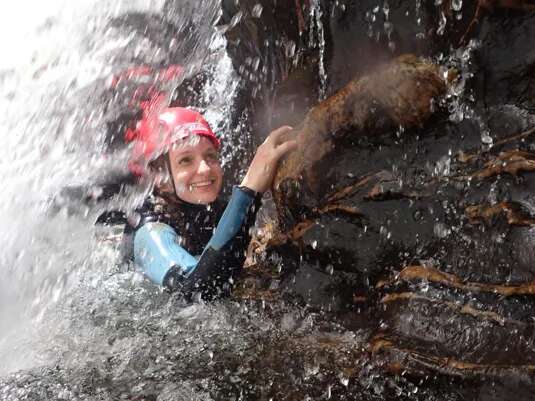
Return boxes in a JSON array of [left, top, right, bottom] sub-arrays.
[[226, 0, 535, 395], [271, 54, 448, 227]]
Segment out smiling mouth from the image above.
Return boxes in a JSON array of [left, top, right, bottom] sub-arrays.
[[189, 179, 216, 190]]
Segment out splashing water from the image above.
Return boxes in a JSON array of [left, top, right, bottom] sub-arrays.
[[308, 0, 328, 99], [437, 38, 495, 147], [1, 4, 360, 399], [0, 0, 232, 377]]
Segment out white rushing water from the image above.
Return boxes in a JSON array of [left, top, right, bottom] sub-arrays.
[[0, 0, 236, 376]]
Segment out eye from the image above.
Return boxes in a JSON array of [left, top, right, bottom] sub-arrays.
[[177, 156, 193, 166], [206, 152, 220, 164]]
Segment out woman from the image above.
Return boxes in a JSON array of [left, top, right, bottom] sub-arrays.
[[124, 106, 296, 299]]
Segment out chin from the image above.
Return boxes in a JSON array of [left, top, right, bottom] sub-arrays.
[[182, 188, 220, 205], [196, 193, 218, 205]]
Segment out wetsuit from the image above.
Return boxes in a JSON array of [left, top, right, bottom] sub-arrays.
[[123, 186, 261, 299]]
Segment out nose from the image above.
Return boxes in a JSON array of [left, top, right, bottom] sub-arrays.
[[197, 159, 211, 175]]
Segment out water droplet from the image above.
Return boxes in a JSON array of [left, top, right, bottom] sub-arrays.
[[434, 222, 451, 238], [308, 0, 328, 99], [481, 131, 493, 144], [384, 21, 393, 35], [436, 11, 447, 35], [252, 57, 260, 71], [285, 40, 296, 58], [230, 10, 243, 28], [420, 280, 430, 293], [326, 385, 332, 399], [252, 3, 263, 18], [434, 156, 451, 176], [304, 361, 320, 377], [382, 0, 390, 18], [275, 263, 282, 274], [452, 0, 463, 11], [311, 240, 318, 249]]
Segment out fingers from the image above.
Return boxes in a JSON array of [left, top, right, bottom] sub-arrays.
[[274, 139, 298, 158], [267, 125, 294, 145]]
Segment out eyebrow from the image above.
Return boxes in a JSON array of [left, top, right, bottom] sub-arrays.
[[172, 148, 219, 158], [174, 150, 194, 158]]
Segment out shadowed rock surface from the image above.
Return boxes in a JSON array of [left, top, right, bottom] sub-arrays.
[[225, 0, 535, 398]]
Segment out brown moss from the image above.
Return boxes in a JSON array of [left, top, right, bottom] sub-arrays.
[[378, 265, 535, 296], [272, 55, 448, 226], [465, 201, 535, 226]]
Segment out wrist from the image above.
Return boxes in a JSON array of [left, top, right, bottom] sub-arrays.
[[236, 185, 261, 199], [240, 176, 264, 194]]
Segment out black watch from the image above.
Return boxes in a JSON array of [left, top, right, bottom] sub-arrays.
[[237, 185, 261, 199]]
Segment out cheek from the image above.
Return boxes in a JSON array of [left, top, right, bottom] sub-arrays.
[[171, 169, 193, 190], [213, 164, 223, 181]]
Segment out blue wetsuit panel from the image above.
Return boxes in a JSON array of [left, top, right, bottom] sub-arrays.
[[207, 186, 255, 251], [133, 186, 255, 286], [134, 222, 198, 285]]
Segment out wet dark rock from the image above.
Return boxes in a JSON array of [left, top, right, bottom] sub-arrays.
[[222, 0, 535, 394], [476, 12, 535, 109]]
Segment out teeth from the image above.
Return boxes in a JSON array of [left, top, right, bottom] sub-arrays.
[[190, 180, 213, 188]]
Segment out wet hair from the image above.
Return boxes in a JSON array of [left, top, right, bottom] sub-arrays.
[[148, 153, 174, 195]]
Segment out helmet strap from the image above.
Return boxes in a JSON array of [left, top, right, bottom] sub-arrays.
[[165, 154, 179, 198]]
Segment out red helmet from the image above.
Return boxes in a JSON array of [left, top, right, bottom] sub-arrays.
[[125, 107, 220, 176]]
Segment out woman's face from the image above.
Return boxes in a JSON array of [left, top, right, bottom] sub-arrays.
[[166, 135, 223, 204]]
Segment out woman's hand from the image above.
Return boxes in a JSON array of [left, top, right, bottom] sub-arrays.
[[240, 126, 298, 194]]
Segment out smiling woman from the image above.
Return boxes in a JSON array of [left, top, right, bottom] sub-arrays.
[[166, 136, 223, 204], [121, 106, 296, 299]]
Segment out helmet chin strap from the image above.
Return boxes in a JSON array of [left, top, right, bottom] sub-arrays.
[[163, 152, 211, 208], [165, 154, 180, 198]]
